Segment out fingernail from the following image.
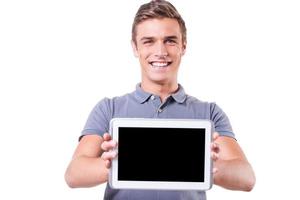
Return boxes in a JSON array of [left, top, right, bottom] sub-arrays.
[[213, 168, 218, 174], [112, 151, 118, 157]]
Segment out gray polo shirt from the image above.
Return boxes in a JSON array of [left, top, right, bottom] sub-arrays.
[[81, 84, 235, 200]]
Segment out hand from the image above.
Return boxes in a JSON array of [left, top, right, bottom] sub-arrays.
[[100, 133, 118, 169], [211, 132, 220, 174]]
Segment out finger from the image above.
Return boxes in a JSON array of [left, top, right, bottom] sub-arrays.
[[105, 160, 111, 169], [211, 152, 219, 161], [101, 151, 118, 161], [101, 140, 117, 151], [211, 142, 220, 154], [213, 167, 218, 174], [103, 133, 111, 141], [213, 132, 219, 141]]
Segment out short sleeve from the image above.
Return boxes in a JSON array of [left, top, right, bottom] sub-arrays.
[[79, 98, 112, 140], [210, 103, 235, 139]]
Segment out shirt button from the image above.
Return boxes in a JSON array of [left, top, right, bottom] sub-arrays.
[[158, 108, 163, 113], [150, 95, 155, 100]]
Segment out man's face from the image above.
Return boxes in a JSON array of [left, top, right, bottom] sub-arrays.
[[132, 18, 186, 86]]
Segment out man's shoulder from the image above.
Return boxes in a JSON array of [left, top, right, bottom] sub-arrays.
[[96, 91, 136, 107], [184, 95, 220, 115], [185, 94, 212, 106], [112, 91, 136, 103]]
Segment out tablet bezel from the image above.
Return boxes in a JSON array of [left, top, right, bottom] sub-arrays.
[[109, 118, 213, 191]]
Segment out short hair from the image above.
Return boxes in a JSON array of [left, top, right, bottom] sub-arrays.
[[132, 0, 187, 45]]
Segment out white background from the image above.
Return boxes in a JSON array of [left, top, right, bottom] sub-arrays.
[[0, 0, 299, 199]]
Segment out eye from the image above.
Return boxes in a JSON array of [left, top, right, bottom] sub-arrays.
[[165, 39, 177, 45], [143, 40, 153, 45]]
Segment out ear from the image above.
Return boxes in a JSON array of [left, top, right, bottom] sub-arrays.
[[181, 41, 187, 56], [131, 40, 139, 58]]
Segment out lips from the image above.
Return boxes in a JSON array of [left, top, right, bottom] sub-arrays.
[[149, 61, 172, 68]]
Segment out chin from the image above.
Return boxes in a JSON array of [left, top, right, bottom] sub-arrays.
[[150, 78, 171, 85]]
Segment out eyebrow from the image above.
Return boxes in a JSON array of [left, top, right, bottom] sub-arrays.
[[140, 37, 154, 41], [165, 36, 178, 40], [140, 36, 179, 41]]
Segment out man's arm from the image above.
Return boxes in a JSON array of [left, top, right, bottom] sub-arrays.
[[213, 135, 256, 191], [64, 135, 108, 188]]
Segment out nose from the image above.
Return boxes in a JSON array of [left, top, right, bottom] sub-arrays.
[[154, 41, 168, 57]]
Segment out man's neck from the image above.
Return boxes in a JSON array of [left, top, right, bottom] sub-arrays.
[[141, 81, 179, 102]]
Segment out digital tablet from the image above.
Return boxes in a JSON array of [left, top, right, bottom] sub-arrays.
[[108, 118, 213, 191]]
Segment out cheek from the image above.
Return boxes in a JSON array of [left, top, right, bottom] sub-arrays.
[[170, 50, 183, 61], [169, 45, 184, 55], [138, 48, 152, 61]]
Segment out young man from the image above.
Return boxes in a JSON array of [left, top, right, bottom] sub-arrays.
[[65, 1, 255, 199]]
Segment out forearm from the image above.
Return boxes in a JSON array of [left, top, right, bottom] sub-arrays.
[[213, 158, 256, 191], [65, 156, 108, 188]]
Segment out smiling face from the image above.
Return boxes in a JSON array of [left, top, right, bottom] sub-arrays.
[[132, 18, 186, 87]]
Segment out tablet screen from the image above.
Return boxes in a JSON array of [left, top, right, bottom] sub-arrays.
[[118, 127, 205, 182]]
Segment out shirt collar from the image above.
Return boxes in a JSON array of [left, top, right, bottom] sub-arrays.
[[171, 84, 187, 103], [134, 84, 152, 103], [134, 83, 187, 104]]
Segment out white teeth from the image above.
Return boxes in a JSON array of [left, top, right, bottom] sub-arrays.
[[151, 62, 169, 67]]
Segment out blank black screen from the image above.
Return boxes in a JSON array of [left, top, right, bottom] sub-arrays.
[[118, 127, 205, 182]]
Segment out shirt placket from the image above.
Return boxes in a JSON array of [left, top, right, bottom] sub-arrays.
[[150, 95, 169, 118]]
